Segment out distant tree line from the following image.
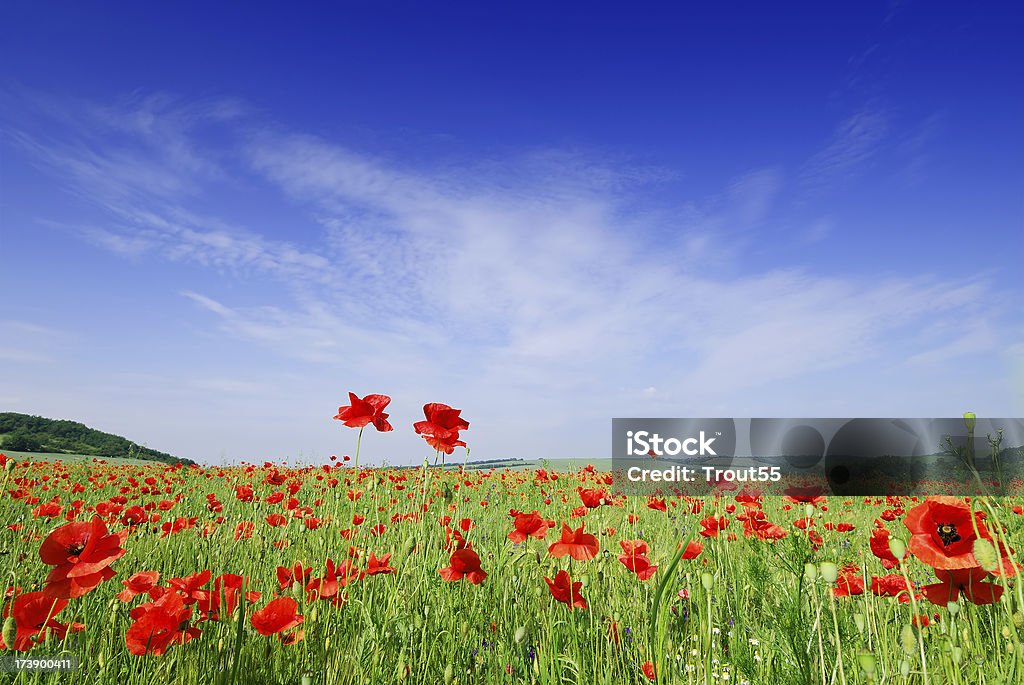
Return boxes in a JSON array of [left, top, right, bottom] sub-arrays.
[[0, 413, 193, 465]]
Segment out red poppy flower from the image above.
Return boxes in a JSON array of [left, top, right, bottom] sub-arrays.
[[508, 511, 552, 543], [333, 392, 394, 432], [870, 575, 920, 602], [439, 548, 487, 584], [39, 516, 128, 598], [276, 562, 313, 590], [680, 540, 704, 560], [618, 550, 658, 580], [921, 567, 1004, 606], [196, 574, 259, 620], [125, 591, 200, 656], [167, 570, 212, 604], [413, 403, 469, 453], [833, 568, 866, 598], [305, 559, 342, 601], [869, 527, 906, 569], [647, 497, 667, 513], [545, 570, 586, 610], [548, 524, 599, 561], [699, 516, 730, 538], [904, 497, 991, 570], [362, 552, 397, 578], [619, 539, 649, 557], [250, 597, 304, 636], [116, 571, 161, 602], [642, 661, 656, 681], [0, 592, 82, 651], [579, 488, 609, 508]]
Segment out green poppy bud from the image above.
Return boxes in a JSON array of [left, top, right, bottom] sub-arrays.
[[700, 572, 714, 591], [857, 649, 877, 675], [973, 538, 999, 573], [819, 562, 838, 584], [514, 625, 527, 644], [804, 563, 818, 583], [900, 624, 917, 657], [900, 659, 911, 676], [854, 613, 865, 634], [888, 537, 907, 561], [444, 663, 454, 685], [3, 616, 18, 649], [947, 600, 960, 616]]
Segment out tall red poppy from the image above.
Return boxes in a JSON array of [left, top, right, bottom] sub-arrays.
[[508, 511, 552, 543], [439, 548, 487, 584], [548, 524, 599, 561], [904, 497, 990, 570], [413, 403, 469, 454], [921, 567, 1004, 606], [333, 392, 394, 432], [125, 591, 200, 656], [578, 488, 609, 508], [250, 597, 305, 637], [619, 539, 666, 580], [196, 574, 260, 621], [0, 592, 82, 651], [116, 571, 161, 603], [39, 516, 128, 598], [362, 552, 397, 578], [869, 527, 906, 569], [545, 570, 587, 610], [699, 516, 730, 538]]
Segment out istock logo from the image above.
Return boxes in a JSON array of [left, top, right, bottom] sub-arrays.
[[626, 430, 717, 457]]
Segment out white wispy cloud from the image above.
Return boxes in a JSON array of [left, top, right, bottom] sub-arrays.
[[3, 91, 1018, 460], [800, 106, 888, 195]]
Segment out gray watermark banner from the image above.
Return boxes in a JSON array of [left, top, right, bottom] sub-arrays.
[[611, 418, 1024, 497]]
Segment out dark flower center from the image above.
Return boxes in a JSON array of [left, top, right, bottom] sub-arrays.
[[67, 543, 86, 556], [936, 523, 961, 546]]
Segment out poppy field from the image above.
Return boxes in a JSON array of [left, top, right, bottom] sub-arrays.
[[2, 395, 1023, 684]]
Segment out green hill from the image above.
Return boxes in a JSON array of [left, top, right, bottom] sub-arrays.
[[0, 412, 194, 465]]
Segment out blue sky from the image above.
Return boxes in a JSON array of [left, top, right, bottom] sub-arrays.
[[1, 1, 1021, 464]]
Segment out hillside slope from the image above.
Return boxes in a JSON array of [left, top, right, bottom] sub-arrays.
[[0, 412, 194, 465]]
